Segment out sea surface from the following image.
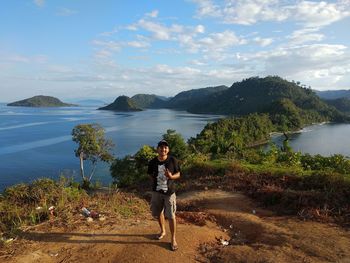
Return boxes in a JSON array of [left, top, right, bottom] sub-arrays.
[[0, 104, 222, 190], [1, 104, 350, 191]]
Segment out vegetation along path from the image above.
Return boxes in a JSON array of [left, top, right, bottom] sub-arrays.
[[2, 189, 350, 263]]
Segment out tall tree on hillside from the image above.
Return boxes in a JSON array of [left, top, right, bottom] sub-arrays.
[[72, 123, 114, 187], [162, 129, 189, 160]]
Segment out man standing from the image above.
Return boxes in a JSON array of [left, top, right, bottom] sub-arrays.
[[148, 140, 181, 251]]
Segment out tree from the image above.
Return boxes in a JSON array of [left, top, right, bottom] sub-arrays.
[[162, 129, 189, 160], [134, 145, 157, 170], [72, 123, 114, 187], [110, 145, 156, 188]]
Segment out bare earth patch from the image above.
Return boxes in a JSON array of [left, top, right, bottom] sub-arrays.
[[1, 189, 350, 263]]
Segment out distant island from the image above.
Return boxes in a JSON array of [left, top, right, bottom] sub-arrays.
[[98, 96, 142, 112], [7, 95, 75, 107], [100, 76, 349, 131]]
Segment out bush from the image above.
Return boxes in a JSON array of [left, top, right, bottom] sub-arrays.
[[110, 156, 149, 188], [0, 178, 87, 235], [301, 154, 350, 174]]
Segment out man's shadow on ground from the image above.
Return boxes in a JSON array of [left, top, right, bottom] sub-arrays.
[[19, 231, 170, 250]]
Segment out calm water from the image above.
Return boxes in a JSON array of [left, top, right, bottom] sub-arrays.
[[271, 123, 350, 156], [1, 104, 350, 191], [0, 104, 222, 190]]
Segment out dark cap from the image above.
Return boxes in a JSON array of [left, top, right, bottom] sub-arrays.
[[157, 140, 169, 147]]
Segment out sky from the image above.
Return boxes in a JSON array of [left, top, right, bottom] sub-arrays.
[[1, 0, 350, 102]]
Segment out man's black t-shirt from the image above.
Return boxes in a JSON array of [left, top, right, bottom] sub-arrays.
[[147, 156, 180, 195]]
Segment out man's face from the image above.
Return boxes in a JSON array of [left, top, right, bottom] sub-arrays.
[[157, 145, 169, 157]]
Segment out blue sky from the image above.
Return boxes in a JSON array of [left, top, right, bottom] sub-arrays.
[[1, 0, 350, 102]]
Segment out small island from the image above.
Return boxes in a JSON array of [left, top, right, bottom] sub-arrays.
[[7, 95, 75, 107], [98, 96, 142, 112]]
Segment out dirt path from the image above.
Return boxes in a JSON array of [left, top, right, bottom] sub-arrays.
[[3, 190, 350, 263]]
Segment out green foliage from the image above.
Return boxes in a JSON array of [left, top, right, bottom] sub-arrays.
[[183, 159, 230, 179], [99, 96, 142, 111], [244, 142, 350, 176], [0, 178, 87, 234], [168, 85, 228, 110], [185, 76, 345, 124], [110, 156, 149, 188], [189, 114, 273, 158], [324, 98, 350, 114], [7, 95, 73, 107], [131, 94, 166, 109], [300, 154, 350, 174], [72, 123, 114, 185], [267, 99, 303, 130], [110, 145, 157, 188], [162, 129, 189, 160], [134, 145, 157, 169]]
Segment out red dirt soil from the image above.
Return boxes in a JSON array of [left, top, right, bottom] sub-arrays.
[[2, 190, 350, 263]]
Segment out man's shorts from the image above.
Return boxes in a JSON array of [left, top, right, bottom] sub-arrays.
[[151, 192, 176, 219]]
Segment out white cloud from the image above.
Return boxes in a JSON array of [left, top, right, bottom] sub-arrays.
[[34, 0, 45, 7], [146, 10, 159, 18], [192, 0, 221, 17], [138, 19, 171, 40], [290, 1, 350, 27], [56, 8, 77, 16], [223, 0, 288, 25], [287, 28, 325, 45], [253, 37, 274, 47], [195, 24, 205, 33], [192, 0, 350, 27], [7, 54, 48, 64], [236, 44, 350, 89], [127, 41, 150, 48], [94, 49, 113, 59], [189, 59, 207, 66], [125, 25, 138, 31], [92, 40, 121, 51], [196, 31, 247, 60]]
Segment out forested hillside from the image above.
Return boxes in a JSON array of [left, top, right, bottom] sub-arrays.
[[98, 96, 142, 112], [7, 95, 74, 107], [131, 94, 167, 109]]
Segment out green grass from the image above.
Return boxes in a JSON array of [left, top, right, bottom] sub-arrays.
[[0, 178, 149, 240]]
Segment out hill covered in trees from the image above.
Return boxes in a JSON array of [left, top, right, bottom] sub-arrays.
[[172, 76, 347, 130], [316, 89, 350, 100], [131, 94, 167, 109], [98, 96, 142, 112], [323, 97, 350, 114], [101, 76, 348, 130], [7, 95, 74, 107], [166, 85, 229, 110]]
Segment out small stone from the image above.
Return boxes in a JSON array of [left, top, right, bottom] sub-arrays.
[[220, 239, 229, 246]]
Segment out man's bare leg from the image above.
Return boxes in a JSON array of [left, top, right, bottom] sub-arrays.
[[169, 217, 178, 250], [157, 211, 166, 239]]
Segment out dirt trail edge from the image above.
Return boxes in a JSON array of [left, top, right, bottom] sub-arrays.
[[3, 189, 350, 263]]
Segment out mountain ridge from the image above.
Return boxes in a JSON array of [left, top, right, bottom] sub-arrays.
[[98, 96, 142, 112]]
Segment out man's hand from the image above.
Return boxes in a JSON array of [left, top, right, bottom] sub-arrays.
[[165, 169, 173, 179], [165, 169, 180, 180]]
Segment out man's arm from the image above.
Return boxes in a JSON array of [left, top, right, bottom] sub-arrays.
[[165, 169, 180, 180], [147, 159, 155, 179]]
